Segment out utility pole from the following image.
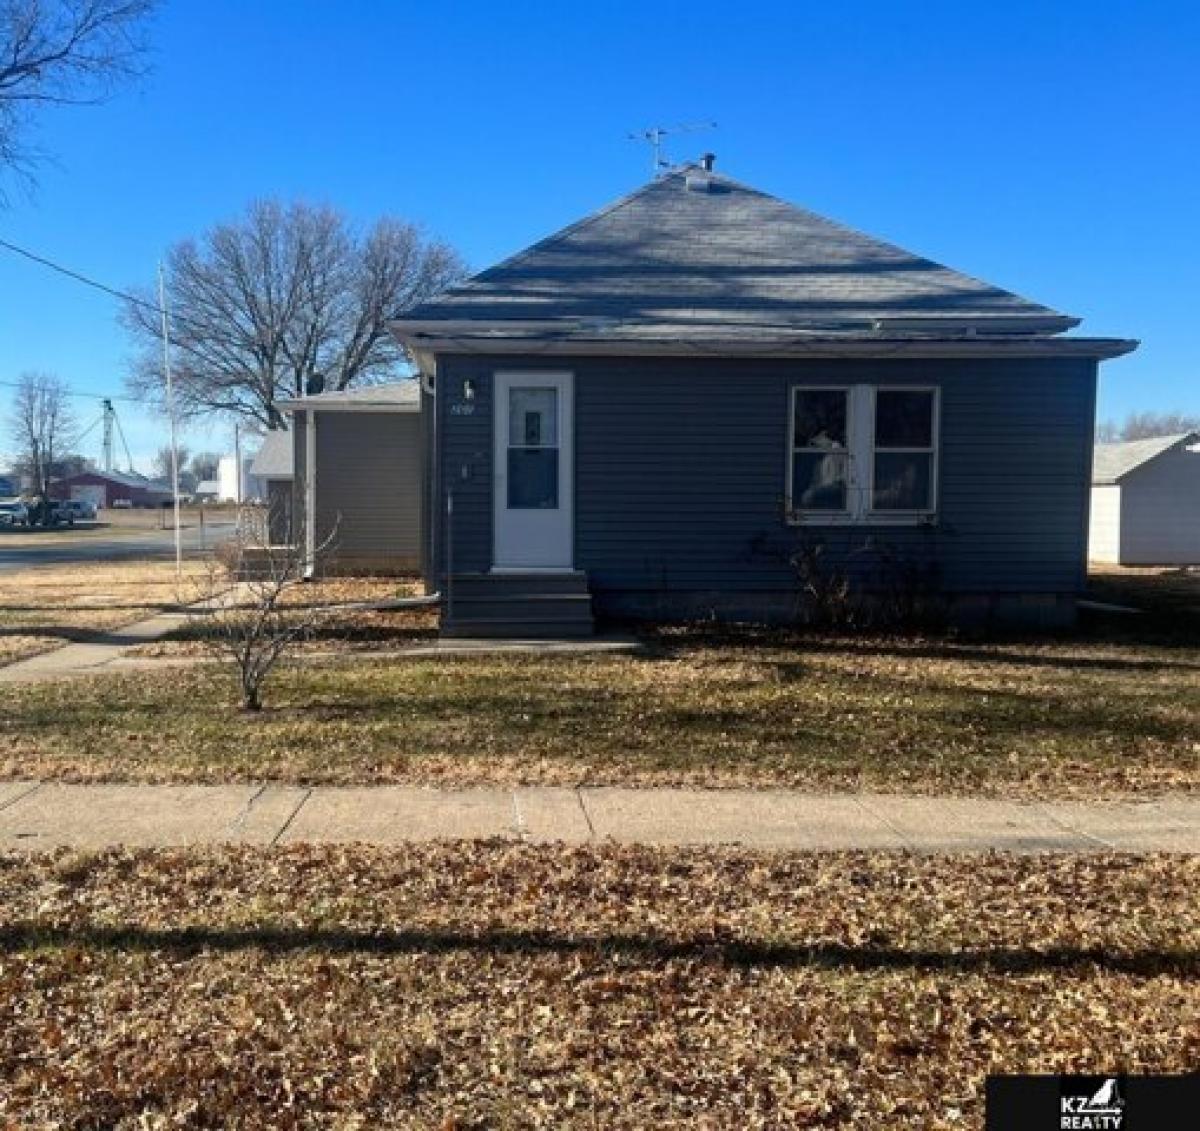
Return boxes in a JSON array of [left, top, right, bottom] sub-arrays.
[[233, 421, 242, 505], [157, 264, 183, 580], [101, 399, 114, 472]]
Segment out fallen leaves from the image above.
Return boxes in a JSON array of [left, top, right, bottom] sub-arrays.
[[0, 845, 1196, 1127]]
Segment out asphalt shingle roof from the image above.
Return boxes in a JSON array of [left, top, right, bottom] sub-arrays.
[[1092, 432, 1200, 484], [250, 429, 293, 479], [278, 381, 420, 412], [56, 469, 168, 490], [400, 166, 1075, 338]]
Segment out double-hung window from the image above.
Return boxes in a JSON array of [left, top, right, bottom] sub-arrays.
[[788, 385, 938, 522]]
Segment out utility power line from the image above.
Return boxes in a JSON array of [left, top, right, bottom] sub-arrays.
[[0, 234, 220, 342], [0, 236, 165, 322], [0, 376, 140, 403], [0, 237, 172, 407]]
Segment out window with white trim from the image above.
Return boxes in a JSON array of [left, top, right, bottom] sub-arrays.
[[788, 385, 938, 522]]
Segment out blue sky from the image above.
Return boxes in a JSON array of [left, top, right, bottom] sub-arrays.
[[0, 0, 1197, 468]]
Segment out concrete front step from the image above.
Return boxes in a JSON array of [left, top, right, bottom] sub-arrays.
[[443, 571, 595, 639], [449, 571, 590, 598], [448, 597, 592, 624]]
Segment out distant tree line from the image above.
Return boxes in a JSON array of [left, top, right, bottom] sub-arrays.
[[150, 445, 221, 493], [1097, 412, 1200, 443]]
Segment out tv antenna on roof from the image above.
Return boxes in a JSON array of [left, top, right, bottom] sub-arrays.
[[627, 121, 716, 175]]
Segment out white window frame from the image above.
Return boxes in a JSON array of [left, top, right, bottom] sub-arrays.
[[787, 384, 939, 525], [785, 385, 853, 520]]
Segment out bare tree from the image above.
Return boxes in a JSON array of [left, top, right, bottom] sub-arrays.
[[123, 200, 466, 429], [0, 0, 157, 186], [190, 510, 339, 711], [9, 448, 89, 480], [189, 450, 219, 482], [1104, 410, 1200, 439], [151, 440, 188, 478], [7, 372, 77, 516]]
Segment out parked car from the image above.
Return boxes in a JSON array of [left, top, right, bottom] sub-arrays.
[[47, 501, 75, 526], [0, 500, 30, 528], [60, 499, 98, 521], [111, 498, 133, 509]]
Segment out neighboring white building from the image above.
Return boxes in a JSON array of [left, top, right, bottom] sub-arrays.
[[1090, 432, 1200, 565], [216, 454, 263, 503]]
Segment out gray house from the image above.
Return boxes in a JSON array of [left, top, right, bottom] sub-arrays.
[[391, 162, 1136, 636], [1089, 432, 1200, 565], [280, 382, 423, 576], [250, 428, 294, 544]]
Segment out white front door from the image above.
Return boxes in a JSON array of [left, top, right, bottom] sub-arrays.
[[493, 371, 574, 569]]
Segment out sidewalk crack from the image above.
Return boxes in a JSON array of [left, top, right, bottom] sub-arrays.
[[851, 794, 912, 849], [270, 788, 312, 847], [226, 784, 268, 833], [510, 791, 528, 840], [575, 788, 596, 840], [1032, 802, 1115, 850], [0, 782, 42, 813]]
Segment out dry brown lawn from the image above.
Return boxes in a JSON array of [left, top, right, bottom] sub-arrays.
[[0, 565, 432, 667], [0, 845, 1194, 1128], [132, 573, 437, 658], [1, 567, 1197, 797], [0, 560, 208, 666], [2, 626, 1198, 796]]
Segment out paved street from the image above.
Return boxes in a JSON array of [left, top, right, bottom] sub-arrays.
[[0, 521, 235, 572], [0, 781, 1196, 853]]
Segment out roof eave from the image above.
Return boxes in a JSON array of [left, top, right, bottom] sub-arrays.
[[277, 400, 419, 414], [389, 330, 1139, 361]]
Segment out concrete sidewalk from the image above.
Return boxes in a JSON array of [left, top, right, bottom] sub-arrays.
[[0, 611, 193, 683], [0, 631, 642, 684], [0, 781, 1196, 853]]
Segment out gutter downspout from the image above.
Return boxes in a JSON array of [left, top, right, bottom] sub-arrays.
[[419, 361, 446, 615], [303, 409, 317, 579]]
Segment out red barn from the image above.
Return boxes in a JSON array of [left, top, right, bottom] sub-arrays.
[[50, 470, 173, 509]]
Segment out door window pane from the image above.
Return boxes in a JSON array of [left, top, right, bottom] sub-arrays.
[[508, 448, 559, 509], [793, 390, 847, 449], [792, 451, 848, 511], [875, 390, 933, 448], [873, 452, 932, 511], [509, 387, 558, 447]]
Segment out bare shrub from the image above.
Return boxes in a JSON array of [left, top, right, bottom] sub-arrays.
[[749, 528, 948, 631], [189, 506, 338, 711]]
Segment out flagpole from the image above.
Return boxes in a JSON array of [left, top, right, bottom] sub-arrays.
[[157, 263, 183, 579]]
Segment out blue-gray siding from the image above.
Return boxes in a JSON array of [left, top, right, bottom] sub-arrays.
[[431, 355, 1097, 602]]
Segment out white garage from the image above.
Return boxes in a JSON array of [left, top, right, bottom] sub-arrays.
[[68, 484, 106, 510], [1089, 432, 1200, 565]]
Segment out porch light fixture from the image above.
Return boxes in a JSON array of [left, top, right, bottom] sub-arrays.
[[462, 379, 475, 401]]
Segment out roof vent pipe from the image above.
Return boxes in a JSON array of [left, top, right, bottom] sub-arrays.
[[701, 153, 715, 172]]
